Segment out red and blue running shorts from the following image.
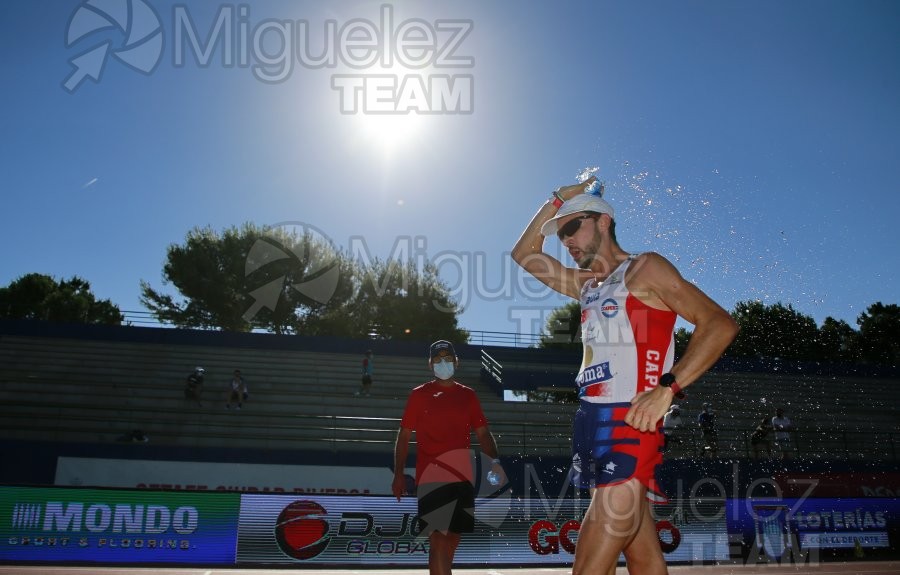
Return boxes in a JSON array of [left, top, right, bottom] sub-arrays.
[[572, 400, 666, 502]]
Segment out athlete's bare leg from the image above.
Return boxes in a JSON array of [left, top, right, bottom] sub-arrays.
[[572, 479, 667, 575], [622, 498, 668, 574], [428, 530, 461, 575]]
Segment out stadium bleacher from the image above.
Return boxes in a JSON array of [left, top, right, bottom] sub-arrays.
[[1, 320, 897, 467]]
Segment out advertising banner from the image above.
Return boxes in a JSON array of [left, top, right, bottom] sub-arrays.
[[726, 497, 899, 558], [0, 486, 239, 563], [773, 472, 900, 498], [236, 495, 729, 565], [55, 457, 398, 495]]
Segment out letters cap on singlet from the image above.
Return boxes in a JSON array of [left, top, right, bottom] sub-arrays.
[[541, 193, 615, 237], [429, 340, 456, 359]]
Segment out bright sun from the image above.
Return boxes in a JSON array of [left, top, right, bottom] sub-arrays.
[[357, 108, 425, 154], [335, 63, 434, 157]]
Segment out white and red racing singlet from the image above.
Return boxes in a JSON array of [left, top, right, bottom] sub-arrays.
[[577, 255, 677, 403]]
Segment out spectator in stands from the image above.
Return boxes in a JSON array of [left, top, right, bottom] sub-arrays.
[[750, 417, 772, 459], [184, 367, 205, 407], [226, 369, 249, 410], [117, 429, 149, 442], [392, 339, 503, 575], [355, 349, 374, 396], [662, 404, 684, 452], [698, 402, 719, 458], [772, 407, 794, 459], [129, 429, 149, 442]]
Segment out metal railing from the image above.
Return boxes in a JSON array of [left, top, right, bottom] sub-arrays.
[[121, 310, 546, 348], [661, 428, 898, 461], [481, 349, 503, 387], [467, 330, 543, 348]]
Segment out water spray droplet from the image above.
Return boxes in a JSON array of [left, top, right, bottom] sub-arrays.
[[576, 166, 600, 183]]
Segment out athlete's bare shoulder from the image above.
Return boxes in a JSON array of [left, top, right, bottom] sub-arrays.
[[630, 251, 682, 277], [625, 252, 684, 309]]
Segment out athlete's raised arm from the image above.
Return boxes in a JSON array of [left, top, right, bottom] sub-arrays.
[[512, 179, 597, 299]]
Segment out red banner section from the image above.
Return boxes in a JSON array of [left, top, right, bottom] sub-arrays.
[[774, 472, 900, 498]]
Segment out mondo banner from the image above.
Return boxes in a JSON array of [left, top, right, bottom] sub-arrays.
[[0, 486, 239, 563], [0, 486, 733, 566]]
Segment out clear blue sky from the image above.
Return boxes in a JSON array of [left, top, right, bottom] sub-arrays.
[[1, 0, 898, 337]]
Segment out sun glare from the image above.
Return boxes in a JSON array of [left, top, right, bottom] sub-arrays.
[[333, 61, 440, 157], [357, 110, 425, 153]]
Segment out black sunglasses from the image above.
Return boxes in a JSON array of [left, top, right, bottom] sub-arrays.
[[556, 214, 598, 240]]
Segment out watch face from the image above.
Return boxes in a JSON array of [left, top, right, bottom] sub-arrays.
[[660, 373, 676, 387]]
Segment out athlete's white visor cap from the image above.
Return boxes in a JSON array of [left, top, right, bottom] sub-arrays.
[[541, 194, 615, 237]]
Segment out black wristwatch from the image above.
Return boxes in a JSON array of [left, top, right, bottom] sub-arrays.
[[659, 372, 686, 399]]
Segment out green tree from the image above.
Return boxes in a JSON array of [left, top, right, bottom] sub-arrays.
[[674, 326, 692, 359], [0, 273, 122, 325], [856, 302, 900, 366], [322, 259, 469, 343], [816, 316, 860, 362], [729, 300, 819, 359], [141, 223, 354, 333], [141, 224, 469, 341], [539, 301, 582, 350]]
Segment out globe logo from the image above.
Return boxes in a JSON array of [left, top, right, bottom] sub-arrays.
[[242, 222, 343, 322], [63, 0, 163, 92], [275, 500, 331, 560]]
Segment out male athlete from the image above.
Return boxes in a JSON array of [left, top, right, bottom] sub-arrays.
[[512, 177, 737, 574]]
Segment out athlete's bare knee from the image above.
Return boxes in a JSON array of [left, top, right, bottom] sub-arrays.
[[621, 507, 667, 574]]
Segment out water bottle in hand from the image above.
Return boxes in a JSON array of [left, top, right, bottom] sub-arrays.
[[487, 458, 502, 486]]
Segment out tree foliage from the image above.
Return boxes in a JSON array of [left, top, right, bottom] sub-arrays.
[[539, 301, 582, 350], [141, 223, 469, 342], [729, 300, 819, 359], [141, 223, 354, 333], [856, 302, 900, 366], [350, 259, 468, 343], [674, 327, 691, 359], [0, 273, 122, 325], [817, 316, 859, 362]]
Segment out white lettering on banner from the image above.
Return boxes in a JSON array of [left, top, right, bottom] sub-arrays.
[[41, 503, 198, 535], [346, 540, 427, 555], [5, 535, 193, 550], [799, 532, 889, 549], [55, 457, 393, 494], [795, 510, 887, 529]]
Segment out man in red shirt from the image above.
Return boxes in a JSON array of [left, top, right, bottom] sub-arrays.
[[392, 340, 502, 575]]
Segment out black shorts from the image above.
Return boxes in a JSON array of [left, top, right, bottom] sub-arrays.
[[417, 481, 475, 535], [361, 375, 372, 386]]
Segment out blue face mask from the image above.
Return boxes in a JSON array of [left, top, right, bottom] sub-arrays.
[[433, 358, 455, 380]]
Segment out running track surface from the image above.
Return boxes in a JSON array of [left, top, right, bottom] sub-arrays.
[[0, 563, 896, 575]]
